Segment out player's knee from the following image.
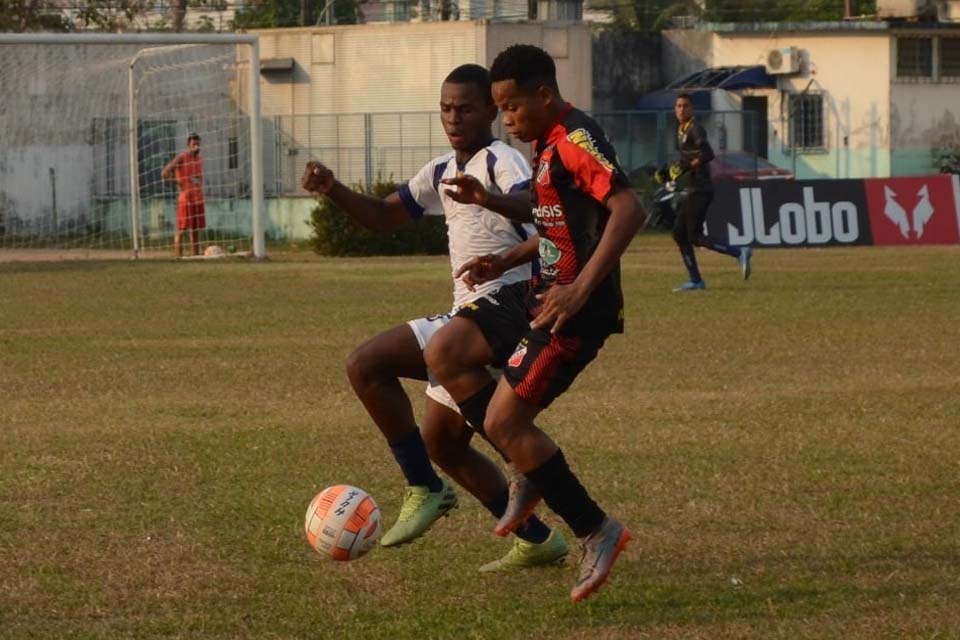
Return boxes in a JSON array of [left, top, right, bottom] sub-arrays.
[[423, 335, 457, 382], [344, 345, 376, 389], [672, 225, 686, 244], [482, 412, 515, 452]]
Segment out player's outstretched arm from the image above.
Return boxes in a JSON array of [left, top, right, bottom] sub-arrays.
[[440, 175, 533, 222], [302, 161, 410, 234], [532, 186, 645, 333], [455, 235, 539, 291]]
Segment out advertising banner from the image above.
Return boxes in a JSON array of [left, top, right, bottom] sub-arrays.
[[704, 175, 960, 247]]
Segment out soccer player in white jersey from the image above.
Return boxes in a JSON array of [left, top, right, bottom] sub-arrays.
[[301, 64, 567, 571]]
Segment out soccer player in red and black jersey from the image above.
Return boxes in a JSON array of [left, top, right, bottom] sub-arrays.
[[433, 44, 645, 602]]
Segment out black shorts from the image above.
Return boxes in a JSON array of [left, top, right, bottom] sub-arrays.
[[454, 280, 531, 368], [503, 328, 607, 409]]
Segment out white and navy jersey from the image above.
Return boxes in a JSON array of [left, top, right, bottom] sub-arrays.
[[397, 140, 536, 309]]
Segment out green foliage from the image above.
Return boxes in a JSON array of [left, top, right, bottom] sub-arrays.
[[233, 0, 361, 28], [308, 177, 449, 256], [232, 0, 301, 28], [0, 0, 73, 31], [703, 0, 877, 21], [594, 0, 879, 30], [586, 0, 694, 31]]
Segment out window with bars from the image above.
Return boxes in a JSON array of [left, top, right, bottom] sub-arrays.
[[787, 93, 825, 151], [940, 37, 960, 77], [897, 37, 933, 78]]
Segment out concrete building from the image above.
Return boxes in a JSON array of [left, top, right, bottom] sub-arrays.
[[663, 21, 960, 179], [252, 21, 592, 195]]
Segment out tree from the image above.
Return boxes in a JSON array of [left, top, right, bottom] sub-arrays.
[[591, 0, 702, 31], [591, 0, 878, 30], [702, 0, 877, 22], [0, 0, 73, 31], [234, 0, 362, 27]]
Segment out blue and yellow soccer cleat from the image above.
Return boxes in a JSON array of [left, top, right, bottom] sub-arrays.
[[479, 529, 569, 572], [672, 280, 706, 292], [379, 479, 458, 547]]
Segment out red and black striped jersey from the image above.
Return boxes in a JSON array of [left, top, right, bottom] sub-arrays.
[[531, 104, 629, 335]]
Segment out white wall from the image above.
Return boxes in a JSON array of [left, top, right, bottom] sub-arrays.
[[253, 21, 593, 188], [890, 76, 960, 175]]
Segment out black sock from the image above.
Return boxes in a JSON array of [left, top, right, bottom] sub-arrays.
[[699, 238, 739, 258], [457, 381, 497, 438], [388, 429, 442, 492], [482, 488, 550, 544], [525, 449, 605, 538], [679, 243, 703, 282]]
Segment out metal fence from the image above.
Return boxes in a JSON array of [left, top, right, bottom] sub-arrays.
[[266, 109, 764, 195]]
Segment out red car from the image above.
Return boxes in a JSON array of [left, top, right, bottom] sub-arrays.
[[711, 151, 794, 180]]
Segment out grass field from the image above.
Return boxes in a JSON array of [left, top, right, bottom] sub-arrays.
[[2, 234, 959, 639]]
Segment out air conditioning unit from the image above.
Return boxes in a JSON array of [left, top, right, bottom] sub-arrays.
[[765, 47, 801, 75]]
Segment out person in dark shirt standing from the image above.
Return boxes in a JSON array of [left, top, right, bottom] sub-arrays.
[[433, 44, 645, 602], [665, 93, 752, 291]]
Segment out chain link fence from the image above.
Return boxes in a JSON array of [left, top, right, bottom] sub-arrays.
[[266, 109, 766, 195]]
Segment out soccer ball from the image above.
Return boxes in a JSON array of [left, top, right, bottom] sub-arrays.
[[203, 245, 225, 257], [305, 485, 382, 561]]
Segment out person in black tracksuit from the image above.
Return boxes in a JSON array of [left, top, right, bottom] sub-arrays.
[[665, 93, 752, 291]]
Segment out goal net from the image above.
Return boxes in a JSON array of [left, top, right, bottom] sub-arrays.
[[0, 34, 264, 260]]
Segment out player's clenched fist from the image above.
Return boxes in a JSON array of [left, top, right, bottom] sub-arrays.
[[302, 161, 335, 195]]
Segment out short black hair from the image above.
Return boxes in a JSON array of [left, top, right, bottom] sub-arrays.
[[490, 44, 558, 91], [675, 93, 694, 104], [187, 132, 201, 144], [444, 64, 493, 105]]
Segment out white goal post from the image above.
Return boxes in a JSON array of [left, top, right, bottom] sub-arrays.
[[0, 33, 265, 259]]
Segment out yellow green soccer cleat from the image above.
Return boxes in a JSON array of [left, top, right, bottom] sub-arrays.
[[479, 529, 569, 572], [379, 480, 458, 547]]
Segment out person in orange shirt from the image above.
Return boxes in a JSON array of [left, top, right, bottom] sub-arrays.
[[162, 133, 206, 257]]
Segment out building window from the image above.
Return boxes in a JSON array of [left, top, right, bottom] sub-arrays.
[[788, 93, 824, 151], [229, 136, 239, 170], [941, 37, 960, 77], [897, 37, 933, 78]]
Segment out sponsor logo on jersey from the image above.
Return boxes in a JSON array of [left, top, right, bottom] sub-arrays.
[[507, 342, 528, 368], [566, 128, 613, 171], [533, 204, 564, 220], [539, 237, 561, 266]]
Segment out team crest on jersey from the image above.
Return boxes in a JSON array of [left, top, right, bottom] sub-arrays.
[[536, 159, 550, 185], [538, 238, 561, 266], [567, 128, 614, 171], [507, 342, 528, 368]]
